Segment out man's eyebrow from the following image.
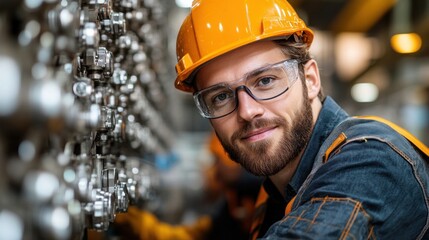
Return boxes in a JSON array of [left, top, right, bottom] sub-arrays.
[[245, 63, 280, 79], [245, 65, 269, 78]]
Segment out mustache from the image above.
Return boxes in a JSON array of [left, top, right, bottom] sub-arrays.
[[231, 117, 287, 140]]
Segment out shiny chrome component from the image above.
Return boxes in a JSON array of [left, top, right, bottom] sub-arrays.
[[0, 0, 174, 238]]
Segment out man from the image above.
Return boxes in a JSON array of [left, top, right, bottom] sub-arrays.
[[174, 0, 429, 239]]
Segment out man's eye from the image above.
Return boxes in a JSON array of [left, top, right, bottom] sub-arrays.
[[209, 91, 234, 108], [213, 92, 231, 103], [256, 77, 275, 87]]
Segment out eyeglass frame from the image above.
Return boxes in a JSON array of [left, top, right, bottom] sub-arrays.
[[193, 58, 302, 119]]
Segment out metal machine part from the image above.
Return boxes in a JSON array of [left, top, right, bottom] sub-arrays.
[[0, 0, 174, 239]]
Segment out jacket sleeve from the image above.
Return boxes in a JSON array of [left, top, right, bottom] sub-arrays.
[[260, 138, 427, 239]]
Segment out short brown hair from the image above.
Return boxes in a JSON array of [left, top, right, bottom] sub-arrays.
[[274, 36, 324, 101]]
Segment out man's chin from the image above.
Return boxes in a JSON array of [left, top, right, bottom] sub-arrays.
[[241, 159, 284, 177], [236, 150, 285, 176]]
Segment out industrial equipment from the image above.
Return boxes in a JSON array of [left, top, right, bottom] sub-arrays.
[[0, 0, 174, 239]]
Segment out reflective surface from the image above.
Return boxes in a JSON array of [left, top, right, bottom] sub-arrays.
[[0, 0, 173, 239]]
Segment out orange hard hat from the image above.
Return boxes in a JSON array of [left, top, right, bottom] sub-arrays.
[[175, 0, 314, 92]]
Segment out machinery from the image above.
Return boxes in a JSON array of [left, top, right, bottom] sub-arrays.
[[0, 0, 174, 239]]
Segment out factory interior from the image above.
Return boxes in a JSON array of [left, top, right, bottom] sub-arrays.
[[0, 0, 428, 239]]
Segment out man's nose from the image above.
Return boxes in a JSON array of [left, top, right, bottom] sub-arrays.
[[235, 87, 264, 121]]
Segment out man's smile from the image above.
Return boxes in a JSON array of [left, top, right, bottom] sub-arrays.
[[242, 126, 277, 142]]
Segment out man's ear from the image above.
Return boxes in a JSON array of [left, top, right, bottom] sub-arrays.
[[303, 59, 321, 100]]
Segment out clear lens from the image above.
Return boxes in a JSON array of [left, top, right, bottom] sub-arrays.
[[194, 59, 300, 119], [194, 84, 236, 118]]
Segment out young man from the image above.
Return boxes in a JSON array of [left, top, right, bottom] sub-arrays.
[[174, 0, 429, 239]]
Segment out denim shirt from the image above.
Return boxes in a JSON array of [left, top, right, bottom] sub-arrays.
[[260, 96, 429, 239]]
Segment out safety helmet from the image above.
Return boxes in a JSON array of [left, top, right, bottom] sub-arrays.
[[174, 0, 313, 93]]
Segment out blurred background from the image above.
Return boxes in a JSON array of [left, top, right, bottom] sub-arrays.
[[0, 0, 428, 239]]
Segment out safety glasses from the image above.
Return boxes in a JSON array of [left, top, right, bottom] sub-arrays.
[[193, 59, 301, 119]]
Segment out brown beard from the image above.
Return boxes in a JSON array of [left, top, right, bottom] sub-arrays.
[[217, 86, 313, 176]]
